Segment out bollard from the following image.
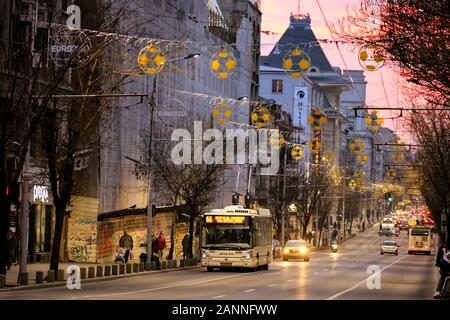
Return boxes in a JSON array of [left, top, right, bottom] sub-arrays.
[[173, 260, 178, 268], [132, 263, 138, 273], [19, 272, 29, 285], [47, 270, 55, 283], [80, 268, 87, 280], [161, 261, 167, 270], [112, 265, 118, 276], [180, 260, 185, 268], [88, 267, 95, 279], [139, 262, 144, 272], [104, 265, 111, 277], [126, 263, 132, 274], [0, 275, 5, 288], [96, 266, 104, 277], [145, 262, 151, 271], [56, 270, 65, 282], [36, 271, 44, 284], [151, 261, 157, 271], [119, 264, 125, 275]]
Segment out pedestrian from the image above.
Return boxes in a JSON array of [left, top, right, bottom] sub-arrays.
[[307, 231, 313, 244], [182, 234, 189, 260], [155, 231, 166, 261], [6, 230, 17, 270], [434, 242, 450, 298], [119, 231, 134, 263], [362, 221, 365, 231]]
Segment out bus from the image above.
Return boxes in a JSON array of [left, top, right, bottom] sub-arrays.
[[408, 225, 432, 255], [201, 205, 272, 271]]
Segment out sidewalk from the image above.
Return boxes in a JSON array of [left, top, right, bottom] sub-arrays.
[[1, 258, 200, 291]]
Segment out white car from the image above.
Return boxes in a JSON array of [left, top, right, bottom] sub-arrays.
[[381, 240, 399, 255]]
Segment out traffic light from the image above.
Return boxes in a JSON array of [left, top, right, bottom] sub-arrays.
[[385, 192, 393, 204]]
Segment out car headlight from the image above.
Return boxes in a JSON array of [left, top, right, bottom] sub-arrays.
[[202, 250, 210, 259], [242, 251, 252, 259], [283, 248, 290, 254], [300, 247, 308, 254]]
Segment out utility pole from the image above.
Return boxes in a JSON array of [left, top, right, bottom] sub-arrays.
[[18, 0, 39, 285], [342, 179, 345, 239], [146, 74, 158, 264], [281, 149, 287, 246]]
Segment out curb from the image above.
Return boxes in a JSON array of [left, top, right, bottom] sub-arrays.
[[0, 264, 201, 292]]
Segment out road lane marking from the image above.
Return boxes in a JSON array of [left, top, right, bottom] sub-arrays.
[[268, 284, 277, 287], [323, 269, 328, 272], [244, 289, 255, 292], [212, 295, 226, 299], [81, 267, 281, 298], [313, 272, 319, 275], [325, 256, 404, 300], [287, 279, 294, 282]]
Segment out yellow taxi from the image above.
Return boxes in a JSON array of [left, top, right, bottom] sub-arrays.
[[282, 240, 310, 262]]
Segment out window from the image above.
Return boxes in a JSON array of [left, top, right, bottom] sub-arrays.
[[272, 79, 283, 93]]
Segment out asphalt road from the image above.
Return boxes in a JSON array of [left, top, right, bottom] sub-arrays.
[[0, 225, 438, 300]]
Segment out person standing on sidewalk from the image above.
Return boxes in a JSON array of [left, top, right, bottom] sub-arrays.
[[182, 234, 189, 259], [6, 230, 18, 270], [119, 231, 133, 263], [155, 231, 166, 261]]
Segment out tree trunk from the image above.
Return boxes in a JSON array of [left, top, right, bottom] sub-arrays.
[[167, 212, 176, 260], [49, 204, 65, 271], [187, 208, 196, 259], [0, 195, 11, 275]]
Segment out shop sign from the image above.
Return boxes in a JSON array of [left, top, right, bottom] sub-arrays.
[[33, 185, 49, 203]]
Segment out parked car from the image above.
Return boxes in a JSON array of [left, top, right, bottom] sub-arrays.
[[272, 239, 281, 258]]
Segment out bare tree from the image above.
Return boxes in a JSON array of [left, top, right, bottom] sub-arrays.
[[404, 107, 450, 245], [334, 0, 450, 106], [0, 2, 84, 275], [137, 115, 228, 259], [298, 165, 333, 240], [39, 0, 145, 272]]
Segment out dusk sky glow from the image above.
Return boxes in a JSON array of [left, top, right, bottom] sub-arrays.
[[260, 0, 409, 139]]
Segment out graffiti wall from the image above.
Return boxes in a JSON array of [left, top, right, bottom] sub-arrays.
[[97, 212, 199, 263], [67, 196, 99, 263]]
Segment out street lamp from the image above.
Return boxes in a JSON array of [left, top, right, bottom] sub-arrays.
[[165, 53, 201, 64], [143, 52, 201, 263]]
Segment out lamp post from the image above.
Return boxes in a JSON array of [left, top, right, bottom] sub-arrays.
[[143, 53, 200, 263]]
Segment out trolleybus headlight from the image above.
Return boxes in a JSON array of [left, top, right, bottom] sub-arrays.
[[242, 251, 252, 259], [283, 248, 290, 254], [300, 247, 308, 254], [202, 250, 210, 259]]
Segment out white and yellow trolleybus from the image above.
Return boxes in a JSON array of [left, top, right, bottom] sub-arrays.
[[201, 205, 272, 271], [408, 225, 432, 255]]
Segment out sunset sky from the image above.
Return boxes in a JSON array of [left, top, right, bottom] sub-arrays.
[[260, 0, 407, 138]]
